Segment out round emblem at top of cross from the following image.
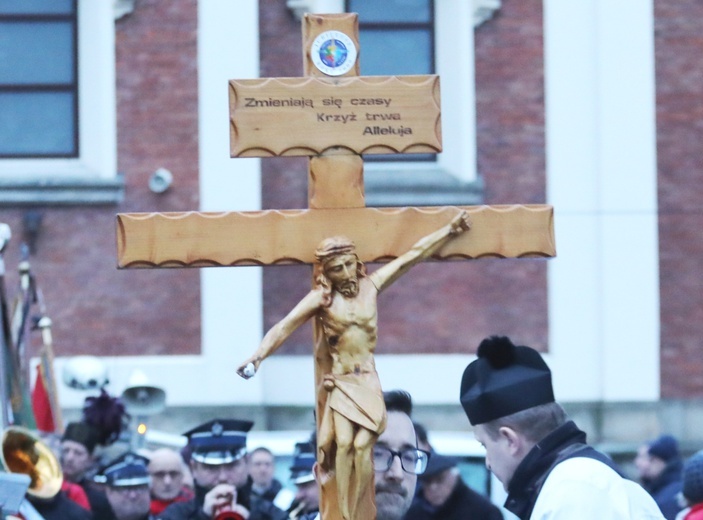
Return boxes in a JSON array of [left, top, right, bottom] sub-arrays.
[[311, 30, 357, 76]]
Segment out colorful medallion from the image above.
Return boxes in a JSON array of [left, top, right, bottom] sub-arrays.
[[311, 30, 357, 76]]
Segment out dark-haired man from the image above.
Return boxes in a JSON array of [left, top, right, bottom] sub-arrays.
[[298, 390, 430, 520], [460, 335, 665, 519], [373, 389, 430, 520]]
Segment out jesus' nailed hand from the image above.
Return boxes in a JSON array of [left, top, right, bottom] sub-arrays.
[[235, 210, 471, 381]]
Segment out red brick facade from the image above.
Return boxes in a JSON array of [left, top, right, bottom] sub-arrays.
[[655, 0, 703, 397], [1, 0, 201, 359]]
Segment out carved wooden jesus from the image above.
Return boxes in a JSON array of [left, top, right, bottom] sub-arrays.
[[237, 212, 470, 520]]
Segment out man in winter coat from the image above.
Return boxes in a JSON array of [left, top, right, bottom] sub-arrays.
[[635, 434, 685, 519], [157, 419, 287, 520], [459, 335, 666, 520], [404, 451, 503, 519]]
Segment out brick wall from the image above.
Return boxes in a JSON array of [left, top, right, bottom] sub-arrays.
[[655, 0, 703, 397], [0, 0, 201, 360]]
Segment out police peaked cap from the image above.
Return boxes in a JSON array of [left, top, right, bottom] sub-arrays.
[[289, 441, 316, 485], [460, 336, 554, 425], [184, 419, 253, 465], [100, 451, 150, 487]]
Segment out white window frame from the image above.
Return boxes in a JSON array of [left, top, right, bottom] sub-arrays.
[[0, 1, 120, 204], [290, 0, 478, 186]]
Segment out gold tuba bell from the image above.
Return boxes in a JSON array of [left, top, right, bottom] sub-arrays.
[[1, 426, 63, 499]]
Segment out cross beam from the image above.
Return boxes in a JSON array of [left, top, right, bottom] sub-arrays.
[[116, 205, 554, 268]]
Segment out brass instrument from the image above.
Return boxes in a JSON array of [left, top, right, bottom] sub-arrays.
[[1, 426, 63, 499]]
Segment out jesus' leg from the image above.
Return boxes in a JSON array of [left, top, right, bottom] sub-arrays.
[[351, 426, 375, 519], [334, 411, 355, 520]]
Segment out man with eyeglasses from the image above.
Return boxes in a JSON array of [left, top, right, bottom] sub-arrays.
[[373, 389, 431, 520], [296, 389, 429, 520], [101, 451, 153, 520], [148, 448, 193, 516]]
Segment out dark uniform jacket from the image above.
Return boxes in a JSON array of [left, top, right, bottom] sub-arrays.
[[28, 491, 95, 520], [643, 459, 684, 520], [157, 483, 288, 520], [404, 478, 503, 520], [241, 476, 284, 503], [79, 478, 118, 520]]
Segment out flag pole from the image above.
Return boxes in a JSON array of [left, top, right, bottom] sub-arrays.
[[0, 223, 14, 427], [36, 314, 63, 433]]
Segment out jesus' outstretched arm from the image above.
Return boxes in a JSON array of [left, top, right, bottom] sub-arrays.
[[370, 210, 471, 293]]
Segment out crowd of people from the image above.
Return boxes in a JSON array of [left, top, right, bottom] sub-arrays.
[[9, 335, 703, 520]]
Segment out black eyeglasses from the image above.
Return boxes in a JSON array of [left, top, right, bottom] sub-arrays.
[[373, 446, 430, 475]]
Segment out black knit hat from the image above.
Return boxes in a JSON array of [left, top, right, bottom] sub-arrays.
[[460, 336, 555, 425], [684, 450, 703, 504], [62, 421, 101, 454], [419, 451, 458, 481], [647, 434, 680, 462]]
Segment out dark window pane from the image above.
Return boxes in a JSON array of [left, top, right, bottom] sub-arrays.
[[348, 0, 431, 23], [0, 0, 74, 15], [359, 29, 432, 76], [0, 92, 76, 156], [0, 22, 74, 84]]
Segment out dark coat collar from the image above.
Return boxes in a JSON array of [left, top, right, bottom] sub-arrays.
[[504, 420, 587, 519]]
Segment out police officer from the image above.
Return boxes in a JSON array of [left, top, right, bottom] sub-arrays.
[[101, 452, 153, 520], [287, 441, 319, 519], [157, 419, 287, 520]]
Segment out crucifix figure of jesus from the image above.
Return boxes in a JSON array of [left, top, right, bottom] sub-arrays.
[[237, 212, 470, 520]]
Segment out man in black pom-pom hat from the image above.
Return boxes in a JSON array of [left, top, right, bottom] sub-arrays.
[[459, 336, 666, 519], [158, 419, 287, 520]]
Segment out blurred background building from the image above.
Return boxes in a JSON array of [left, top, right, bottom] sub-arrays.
[[0, 0, 701, 465]]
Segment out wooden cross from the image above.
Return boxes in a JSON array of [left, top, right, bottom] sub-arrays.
[[116, 13, 555, 520]]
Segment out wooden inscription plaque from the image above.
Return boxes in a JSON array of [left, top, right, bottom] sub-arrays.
[[229, 75, 441, 157]]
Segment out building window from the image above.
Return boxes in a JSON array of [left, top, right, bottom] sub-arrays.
[[348, 0, 434, 76], [348, 0, 435, 163], [0, 0, 78, 158], [342, 0, 481, 205], [0, 0, 121, 205]]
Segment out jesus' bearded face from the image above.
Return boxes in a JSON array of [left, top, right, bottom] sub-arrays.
[[324, 253, 359, 297]]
